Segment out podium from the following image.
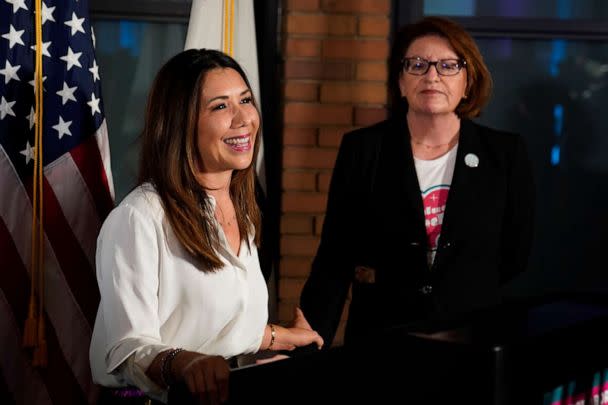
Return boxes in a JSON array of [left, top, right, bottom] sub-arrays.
[[169, 294, 608, 404]]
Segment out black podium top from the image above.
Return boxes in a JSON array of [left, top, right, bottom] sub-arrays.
[[169, 293, 608, 405]]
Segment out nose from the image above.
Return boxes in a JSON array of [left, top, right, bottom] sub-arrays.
[[232, 103, 252, 128], [424, 64, 440, 81]]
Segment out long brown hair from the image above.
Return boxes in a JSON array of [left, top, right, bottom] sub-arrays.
[[138, 49, 261, 271], [389, 16, 492, 118]]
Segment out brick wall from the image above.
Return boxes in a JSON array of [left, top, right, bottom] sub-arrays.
[[279, 0, 391, 345]]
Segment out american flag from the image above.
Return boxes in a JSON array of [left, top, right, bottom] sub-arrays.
[[0, 0, 114, 403]]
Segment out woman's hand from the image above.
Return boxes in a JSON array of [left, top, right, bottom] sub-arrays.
[[261, 307, 324, 351], [291, 307, 313, 329], [170, 351, 230, 405]]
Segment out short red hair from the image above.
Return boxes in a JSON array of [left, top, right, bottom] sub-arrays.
[[389, 16, 492, 118]]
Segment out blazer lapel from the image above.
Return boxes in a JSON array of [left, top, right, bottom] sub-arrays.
[[376, 118, 427, 245], [433, 119, 480, 268]]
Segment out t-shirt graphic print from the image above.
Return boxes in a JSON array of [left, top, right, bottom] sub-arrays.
[[422, 185, 449, 264], [414, 145, 458, 267]]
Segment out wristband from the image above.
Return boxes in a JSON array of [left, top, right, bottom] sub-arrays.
[[160, 348, 184, 388], [268, 324, 276, 350]]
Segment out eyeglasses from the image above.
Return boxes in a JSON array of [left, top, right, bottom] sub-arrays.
[[402, 57, 467, 76]]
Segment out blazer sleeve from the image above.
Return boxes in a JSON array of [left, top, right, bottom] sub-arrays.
[[300, 132, 360, 346], [500, 134, 536, 283]]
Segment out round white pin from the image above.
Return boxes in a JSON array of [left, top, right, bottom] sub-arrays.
[[464, 153, 479, 168]]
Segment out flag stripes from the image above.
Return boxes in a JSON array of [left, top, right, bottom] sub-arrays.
[[71, 123, 114, 220], [1, 146, 101, 403], [0, 291, 52, 405], [26, 177, 100, 326]]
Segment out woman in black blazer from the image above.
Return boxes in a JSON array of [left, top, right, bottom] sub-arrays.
[[300, 17, 535, 347]]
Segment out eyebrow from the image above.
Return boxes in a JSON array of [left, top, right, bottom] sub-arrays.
[[206, 88, 252, 104]]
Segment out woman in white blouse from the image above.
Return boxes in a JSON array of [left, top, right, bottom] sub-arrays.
[[90, 49, 323, 405]]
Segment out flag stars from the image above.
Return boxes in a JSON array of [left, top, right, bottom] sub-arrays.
[[52, 116, 72, 139], [20, 141, 35, 164], [2, 24, 25, 49], [0, 96, 16, 119], [30, 41, 52, 58], [89, 59, 100, 82], [26, 107, 35, 129], [60, 46, 82, 71], [87, 93, 101, 116], [64, 12, 85, 36], [41, 2, 55, 24], [0, 60, 20, 84], [29, 75, 47, 93], [56, 81, 77, 105], [5, 0, 28, 13]]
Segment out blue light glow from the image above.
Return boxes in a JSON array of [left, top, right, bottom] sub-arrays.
[[551, 145, 561, 166], [553, 104, 564, 137]]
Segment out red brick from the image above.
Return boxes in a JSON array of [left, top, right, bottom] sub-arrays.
[[317, 172, 332, 192], [356, 61, 388, 81], [280, 257, 313, 278], [354, 106, 388, 126], [285, 38, 321, 57], [284, 60, 354, 80], [314, 215, 325, 235], [333, 320, 347, 346], [320, 82, 387, 104], [283, 127, 318, 146], [318, 126, 351, 147], [281, 214, 314, 234], [332, 297, 351, 346], [358, 16, 390, 37], [319, 83, 351, 104], [328, 15, 357, 36], [278, 301, 297, 322], [279, 277, 306, 301], [280, 235, 320, 256], [283, 146, 338, 169], [286, 0, 320, 11], [282, 192, 328, 213], [282, 171, 317, 191], [321, 0, 390, 14], [284, 82, 319, 101], [286, 14, 356, 36], [322, 39, 389, 60], [286, 14, 327, 35], [284, 103, 352, 125]]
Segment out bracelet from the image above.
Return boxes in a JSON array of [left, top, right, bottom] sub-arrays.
[[160, 348, 184, 388], [268, 324, 276, 350]]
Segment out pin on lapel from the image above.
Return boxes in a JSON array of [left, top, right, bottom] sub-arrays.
[[464, 153, 479, 168]]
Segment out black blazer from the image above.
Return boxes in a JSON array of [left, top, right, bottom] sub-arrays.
[[300, 118, 535, 346]]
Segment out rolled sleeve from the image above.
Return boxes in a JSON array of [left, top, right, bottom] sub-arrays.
[[123, 345, 168, 401]]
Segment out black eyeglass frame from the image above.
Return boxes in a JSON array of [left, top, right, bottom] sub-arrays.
[[401, 57, 467, 76]]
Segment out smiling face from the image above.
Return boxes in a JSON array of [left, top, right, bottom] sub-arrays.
[[399, 35, 468, 117], [196, 67, 259, 176]]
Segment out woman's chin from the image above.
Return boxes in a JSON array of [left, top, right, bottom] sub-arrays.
[[411, 105, 454, 116], [229, 157, 254, 171]]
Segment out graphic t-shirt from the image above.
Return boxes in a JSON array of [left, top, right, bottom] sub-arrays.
[[413, 145, 458, 267]]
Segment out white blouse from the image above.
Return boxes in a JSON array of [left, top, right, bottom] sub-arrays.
[[89, 183, 268, 401]]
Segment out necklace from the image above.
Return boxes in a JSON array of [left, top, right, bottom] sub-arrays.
[[410, 133, 459, 149], [215, 204, 236, 227]]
